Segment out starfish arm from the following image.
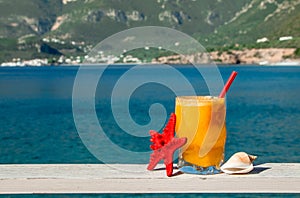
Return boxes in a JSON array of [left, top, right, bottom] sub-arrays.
[[163, 137, 187, 165], [162, 137, 187, 176], [147, 150, 164, 170], [165, 163, 173, 177], [162, 113, 176, 142]]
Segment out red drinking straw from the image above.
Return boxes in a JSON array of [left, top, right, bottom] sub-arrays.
[[218, 71, 238, 98]]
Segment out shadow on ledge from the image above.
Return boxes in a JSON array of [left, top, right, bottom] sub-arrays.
[[249, 166, 271, 174], [152, 164, 271, 176]]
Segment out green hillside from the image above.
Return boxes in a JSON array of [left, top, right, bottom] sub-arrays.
[[202, 0, 300, 49], [50, 0, 251, 43], [0, 0, 299, 63]]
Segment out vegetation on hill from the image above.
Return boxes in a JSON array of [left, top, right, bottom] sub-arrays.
[[0, 0, 299, 63]]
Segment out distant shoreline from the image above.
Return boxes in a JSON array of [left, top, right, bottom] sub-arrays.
[[1, 47, 300, 67], [1, 63, 300, 68]]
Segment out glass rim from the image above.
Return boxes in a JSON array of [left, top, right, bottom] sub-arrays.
[[176, 96, 225, 105], [176, 95, 224, 100]]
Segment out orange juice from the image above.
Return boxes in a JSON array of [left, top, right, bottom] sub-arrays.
[[175, 96, 226, 170]]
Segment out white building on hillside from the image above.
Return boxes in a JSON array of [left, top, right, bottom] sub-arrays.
[[256, 37, 269, 43], [279, 36, 293, 41]]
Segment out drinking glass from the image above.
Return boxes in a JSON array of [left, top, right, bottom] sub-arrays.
[[175, 96, 226, 174]]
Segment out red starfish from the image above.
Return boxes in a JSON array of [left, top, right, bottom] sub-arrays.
[[147, 113, 187, 177], [147, 136, 187, 176]]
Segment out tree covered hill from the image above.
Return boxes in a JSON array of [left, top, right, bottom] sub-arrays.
[[0, 0, 299, 63]]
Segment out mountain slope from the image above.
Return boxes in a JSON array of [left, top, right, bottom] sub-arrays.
[[0, 0, 62, 37], [0, 0, 299, 63], [50, 0, 251, 43], [203, 0, 300, 48]]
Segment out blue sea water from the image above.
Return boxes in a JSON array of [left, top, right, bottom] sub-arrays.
[[0, 65, 299, 164]]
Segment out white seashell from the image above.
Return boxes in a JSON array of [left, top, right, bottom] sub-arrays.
[[221, 152, 257, 174]]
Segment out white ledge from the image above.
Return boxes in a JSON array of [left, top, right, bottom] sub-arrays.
[[0, 163, 299, 194]]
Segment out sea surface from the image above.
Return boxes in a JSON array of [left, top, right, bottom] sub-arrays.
[[0, 65, 299, 164]]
